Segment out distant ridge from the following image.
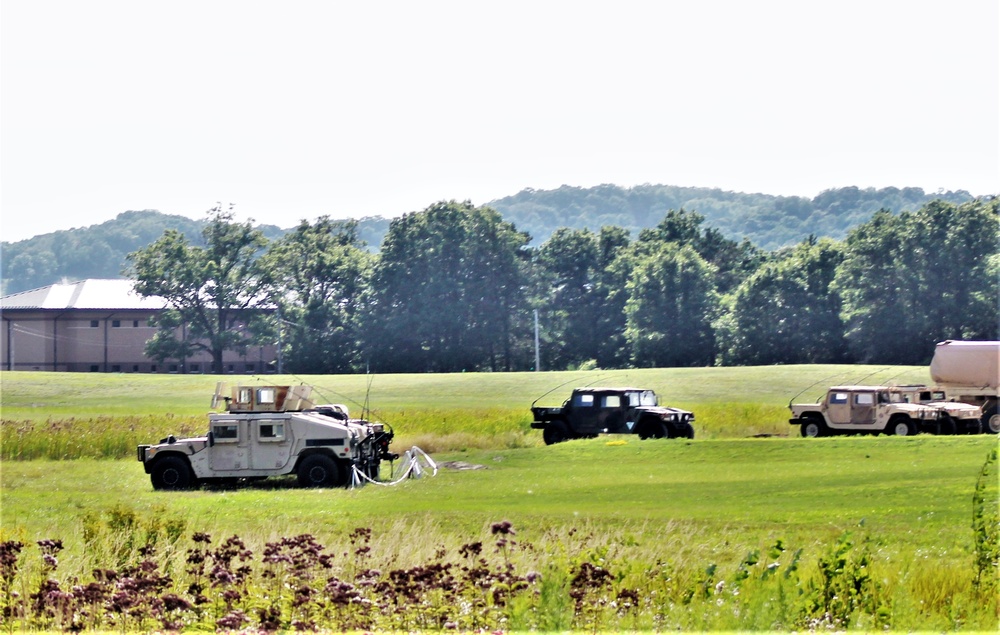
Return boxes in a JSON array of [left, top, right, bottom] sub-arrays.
[[0, 184, 977, 295], [486, 183, 974, 249]]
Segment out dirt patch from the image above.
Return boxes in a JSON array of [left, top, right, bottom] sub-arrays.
[[438, 461, 487, 471]]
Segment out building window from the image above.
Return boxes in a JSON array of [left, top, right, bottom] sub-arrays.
[[90, 365, 100, 372], [169, 364, 178, 373], [111, 365, 121, 372], [189, 364, 200, 373], [90, 320, 99, 328], [246, 363, 255, 373], [151, 364, 158, 372], [132, 365, 139, 372], [111, 320, 121, 328], [133, 320, 140, 327]]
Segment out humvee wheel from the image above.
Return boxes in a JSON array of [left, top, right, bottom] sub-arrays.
[[151, 456, 195, 490], [800, 417, 826, 438], [637, 420, 666, 440], [298, 454, 340, 487], [938, 416, 957, 435], [984, 407, 1000, 434], [543, 421, 569, 445], [888, 418, 915, 436]]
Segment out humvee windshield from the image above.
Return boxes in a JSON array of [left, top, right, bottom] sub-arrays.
[[627, 390, 657, 407]]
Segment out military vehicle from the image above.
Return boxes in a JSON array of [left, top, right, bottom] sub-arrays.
[[930, 340, 1000, 433], [789, 384, 982, 437], [138, 384, 395, 490], [531, 387, 695, 444]]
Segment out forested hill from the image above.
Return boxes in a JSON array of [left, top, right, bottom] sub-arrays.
[[0, 185, 975, 295], [0, 211, 388, 295], [487, 184, 974, 249]]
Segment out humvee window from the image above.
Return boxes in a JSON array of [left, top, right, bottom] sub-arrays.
[[626, 391, 657, 407], [574, 393, 594, 407], [602, 395, 621, 408], [212, 422, 239, 442], [259, 421, 285, 441], [855, 393, 874, 405], [830, 392, 849, 404], [257, 388, 276, 404], [237, 388, 252, 404]]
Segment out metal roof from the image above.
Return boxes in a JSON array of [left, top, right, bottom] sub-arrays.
[[0, 279, 168, 310]]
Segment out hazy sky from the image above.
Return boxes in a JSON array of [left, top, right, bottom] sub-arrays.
[[1, 0, 997, 243]]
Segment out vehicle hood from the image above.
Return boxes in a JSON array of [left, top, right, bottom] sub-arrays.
[[638, 405, 694, 419], [925, 401, 982, 417], [149, 436, 210, 453]]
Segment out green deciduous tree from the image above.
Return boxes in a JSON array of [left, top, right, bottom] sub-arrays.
[[624, 244, 717, 367], [638, 209, 763, 294], [264, 217, 371, 373], [535, 228, 601, 370], [364, 201, 531, 373], [835, 198, 999, 363], [715, 237, 847, 365], [126, 204, 272, 372]]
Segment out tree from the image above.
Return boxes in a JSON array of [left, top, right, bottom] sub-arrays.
[[835, 199, 999, 363], [715, 237, 847, 365], [638, 209, 763, 294], [263, 217, 371, 373], [363, 201, 531, 373], [535, 228, 602, 370], [126, 204, 272, 373], [624, 244, 717, 367]]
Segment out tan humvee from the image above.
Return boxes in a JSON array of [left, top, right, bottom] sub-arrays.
[[789, 385, 982, 437], [138, 384, 396, 489]]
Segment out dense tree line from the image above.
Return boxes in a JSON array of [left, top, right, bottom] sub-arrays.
[[3, 185, 976, 296], [126, 197, 998, 373]]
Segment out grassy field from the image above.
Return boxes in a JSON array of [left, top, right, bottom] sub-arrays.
[[0, 367, 996, 631], [1, 364, 932, 457]]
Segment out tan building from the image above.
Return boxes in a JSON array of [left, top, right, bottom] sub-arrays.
[[1, 279, 277, 373]]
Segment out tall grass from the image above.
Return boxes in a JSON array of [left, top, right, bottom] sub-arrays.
[[1, 414, 204, 460], [1, 506, 996, 632], [0, 399, 793, 461], [1, 367, 827, 459], [2, 369, 995, 631]]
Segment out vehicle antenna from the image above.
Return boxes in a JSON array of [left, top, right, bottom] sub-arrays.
[[852, 365, 897, 386], [362, 371, 375, 421], [531, 371, 613, 409], [788, 369, 857, 408], [300, 375, 394, 433]]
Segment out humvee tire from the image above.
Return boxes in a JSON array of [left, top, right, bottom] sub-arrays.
[[543, 420, 569, 445], [151, 456, 195, 490], [800, 416, 826, 438], [298, 454, 340, 487], [983, 406, 1000, 434], [887, 417, 915, 436], [637, 419, 667, 440]]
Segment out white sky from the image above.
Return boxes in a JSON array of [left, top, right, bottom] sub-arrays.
[[1, 0, 998, 243]]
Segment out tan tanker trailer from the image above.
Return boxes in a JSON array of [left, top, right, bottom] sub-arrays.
[[930, 340, 1000, 433]]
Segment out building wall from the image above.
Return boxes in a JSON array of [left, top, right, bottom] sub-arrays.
[[2, 310, 278, 373]]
